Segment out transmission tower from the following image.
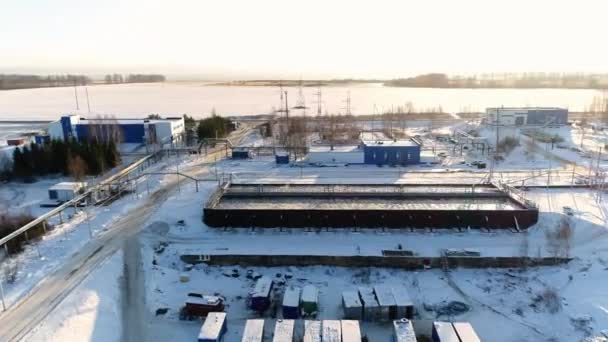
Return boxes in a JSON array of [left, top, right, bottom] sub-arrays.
[[313, 86, 323, 116]]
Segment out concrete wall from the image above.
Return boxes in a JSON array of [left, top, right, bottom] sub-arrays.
[[203, 207, 538, 229], [181, 254, 571, 269]]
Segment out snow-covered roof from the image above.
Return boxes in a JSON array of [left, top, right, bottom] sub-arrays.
[[303, 320, 322, 342], [374, 285, 396, 307], [393, 319, 416, 342], [198, 312, 226, 340], [452, 322, 481, 342], [49, 182, 86, 191], [391, 287, 413, 307], [340, 320, 361, 341], [251, 276, 273, 298], [186, 295, 222, 306], [433, 322, 460, 342], [301, 285, 319, 304], [309, 145, 361, 153], [362, 139, 419, 147], [358, 287, 379, 307], [242, 319, 265, 342], [273, 319, 295, 342], [282, 286, 301, 308], [342, 291, 362, 308], [322, 320, 342, 342]]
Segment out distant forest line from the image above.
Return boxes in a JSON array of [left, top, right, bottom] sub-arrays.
[[0, 73, 166, 90], [216, 73, 608, 89]]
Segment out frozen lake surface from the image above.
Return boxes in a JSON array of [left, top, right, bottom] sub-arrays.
[[0, 82, 602, 120]]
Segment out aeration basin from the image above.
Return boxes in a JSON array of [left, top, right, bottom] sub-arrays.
[[203, 183, 539, 229]]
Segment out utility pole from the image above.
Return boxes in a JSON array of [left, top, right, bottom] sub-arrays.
[[74, 84, 80, 110], [313, 86, 322, 116], [85, 87, 91, 113]]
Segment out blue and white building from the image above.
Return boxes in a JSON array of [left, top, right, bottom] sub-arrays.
[[48, 114, 185, 144], [486, 107, 568, 126]]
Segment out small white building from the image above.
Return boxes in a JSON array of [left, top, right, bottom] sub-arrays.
[[306, 145, 364, 165], [48, 182, 87, 202]]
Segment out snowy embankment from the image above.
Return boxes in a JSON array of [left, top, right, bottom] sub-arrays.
[[21, 252, 124, 342]]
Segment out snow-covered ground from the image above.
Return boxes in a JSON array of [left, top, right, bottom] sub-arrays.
[[21, 252, 123, 342]]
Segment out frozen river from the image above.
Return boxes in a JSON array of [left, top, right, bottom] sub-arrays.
[[0, 82, 602, 120]]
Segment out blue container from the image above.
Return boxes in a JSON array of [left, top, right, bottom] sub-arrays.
[[276, 154, 289, 164]]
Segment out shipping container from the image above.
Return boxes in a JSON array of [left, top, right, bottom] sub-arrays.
[[198, 312, 227, 342], [393, 318, 417, 342], [273, 319, 295, 342], [357, 287, 380, 321], [391, 287, 414, 319], [432, 322, 459, 342], [322, 320, 342, 342], [276, 153, 290, 164], [242, 319, 265, 342], [303, 320, 322, 342], [301, 285, 319, 316], [452, 322, 480, 342], [232, 149, 249, 159], [340, 320, 361, 342], [282, 286, 301, 319], [341, 291, 363, 320], [251, 276, 274, 312], [373, 285, 396, 321]]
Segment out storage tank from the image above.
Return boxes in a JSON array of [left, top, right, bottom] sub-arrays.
[[452, 322, 480, 342], [391, 286, 414, 319], [432, 322, 459, 342], [340, 320, 361, 342], [242, 319, 265, 342], [273, 319, 295, 342], [282, 286, 301, 319], [301, 285, 319, 316], [322, 320, 342, 342], [303, 320, 322, 342], [341, 291, 363, 320], [250, 276, 274, 312], [357, 287, 380, 321]]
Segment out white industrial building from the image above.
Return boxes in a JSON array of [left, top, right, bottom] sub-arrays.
[[485, 107, 568, 127], [48, 114, 185, 144], [306, 145, 364, 164]]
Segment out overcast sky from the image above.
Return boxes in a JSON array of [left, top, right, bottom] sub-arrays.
[[2, 0, 608, 79]]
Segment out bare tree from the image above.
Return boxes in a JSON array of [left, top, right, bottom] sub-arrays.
[[87, 114, 123, 143], [67, 152, 88, 181]]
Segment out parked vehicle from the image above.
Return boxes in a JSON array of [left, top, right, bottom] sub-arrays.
[[340, 320, 361, 342], [322, 320, 342, 342], [303, 320, 322, 342], [452, 322, 481, 342], [179, 294, 225, 320], [432, 321, 459, 342], [198, 312, 227, 342]]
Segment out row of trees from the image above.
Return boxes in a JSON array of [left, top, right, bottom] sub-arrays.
[[196, 111, 235, 140], [104, 74, 166, 84], [0, 74, 91, 90], [385, 72, 608, 89], [9, 139, 120, 182]]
